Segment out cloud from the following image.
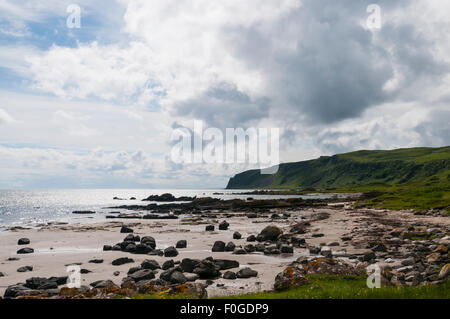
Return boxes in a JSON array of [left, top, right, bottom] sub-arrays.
[[23, 0, 449, 126], [0, 0, 449, 188], [0, 109, 15, 125]]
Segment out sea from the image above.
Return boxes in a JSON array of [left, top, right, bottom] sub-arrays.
[[0, 189, 343, 230]]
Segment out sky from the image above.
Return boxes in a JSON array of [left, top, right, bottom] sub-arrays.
[[0, 0, 449, 189]]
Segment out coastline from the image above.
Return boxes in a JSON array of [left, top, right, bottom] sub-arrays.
[[1, 197, 449, 298]]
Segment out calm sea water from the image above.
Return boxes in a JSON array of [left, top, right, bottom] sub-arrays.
[[0, 189, 339, 230]]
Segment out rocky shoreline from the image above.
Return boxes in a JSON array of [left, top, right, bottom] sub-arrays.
[[0, 193, 449, 299]]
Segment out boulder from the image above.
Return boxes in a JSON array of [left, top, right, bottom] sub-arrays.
[[129, 269, 155, 282], [401, 257, 415, 266], [18, 238, 30, 245], [125, 243, 137, 253], [17, 248, 34, 254], [281, 245, 294, 254], [120, 226, 134, 233], [171, 283, 208, 299], [141, 259, 160, 270], [303, 258, 360, 276], [290, 223, 308, 234], [180, 258, 201, 273], [255, 243, 266, 252], [103, 245, 112, 251], [160, 266, 181, 282], [274, 266, 308, 291], [170, 271, 187, 284], [237, 267, 258, 278], [127, 266, 141, 275], [246, 235, 256, 242], [176, 240, 187, 249], [426, 252, 442, 264], [193, 260, 221, 279], [140, 236, 156, 249], [435, 245, 448, 254], [90, 280, 118, 289], [264, 246, 281, 255], [112, 257, 134, 266], [327, 241, 340, 247], [205, 225, 215, 231], [214, 259, 239, 270], [89, 259, 104, 264], [48, 276, 68, 286], [4, 284, 39, 298], [244, 244, 256, 253], [233, 232, 242, 240], [219, 221, 229, 230], [17, 266, 33, 273], [184, 273, 200, 282], [164, 246, 179, 257], [212, 241, 226, 252], [162, 260, 175, 270], [372, 243, 387, 252], [258, 225, 283, 241], [291, 237, 306, 246], [362, 250, 376, 262], [233, 248, 247, 255], [439, 264, 450, 280], [24, 277, 58, 290], [135, 244, 152, 254], [223, 271, 237, 280], [225, 242, 236, 252]]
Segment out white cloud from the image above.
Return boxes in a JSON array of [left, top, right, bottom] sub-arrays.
[[26, 0, 302, 109], [0, 108, 16, 125]]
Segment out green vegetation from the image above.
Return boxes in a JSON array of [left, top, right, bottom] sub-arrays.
[[225, 274, 450, 299], [226, 146, 450, 211], [118, 275, 450, 299]]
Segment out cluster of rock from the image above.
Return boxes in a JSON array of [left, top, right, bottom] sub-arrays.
[[273, 257, 366, 291], [4, 276, 68, 298], [142, 193, 196, 202], [205, 224, 297, 256], [3, 256, 259, 299], [103, 228, 184, 257], [110, 195, 320, 215], [303, 223, 450, 287]]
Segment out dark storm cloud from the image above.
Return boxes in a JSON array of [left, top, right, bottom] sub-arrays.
[[174, 82, 270, 128]]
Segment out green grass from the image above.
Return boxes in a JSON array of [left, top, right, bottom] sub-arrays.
[[117, 274, 450, 299], [338, 169, 450, 211], [226, 147, 450, 200], [224, 274, 450, 299]]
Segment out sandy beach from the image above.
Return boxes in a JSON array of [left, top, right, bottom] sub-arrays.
[[1, 201, 449, 298]]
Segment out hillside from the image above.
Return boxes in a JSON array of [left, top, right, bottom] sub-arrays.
[[226, 146, 450, 189]]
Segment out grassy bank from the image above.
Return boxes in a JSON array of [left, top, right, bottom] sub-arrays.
[[239, 170, 450, 212], [225, 274, 450, 299], [122, 274, 450, 299]]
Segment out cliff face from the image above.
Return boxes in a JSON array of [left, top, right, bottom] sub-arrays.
[[226, 146, 450, 189]]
